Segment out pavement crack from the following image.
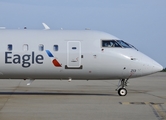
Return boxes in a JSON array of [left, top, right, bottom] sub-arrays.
[[146, 92, 166, 100], [129, 89, 166, 100]]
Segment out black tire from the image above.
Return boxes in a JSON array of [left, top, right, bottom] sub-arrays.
[[118, 88, 127, 96]]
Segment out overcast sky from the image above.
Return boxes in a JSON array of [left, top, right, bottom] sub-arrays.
[[0, 0, 166, 67]]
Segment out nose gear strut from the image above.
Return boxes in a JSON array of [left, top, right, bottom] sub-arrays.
[[116, 79, 128, 96]]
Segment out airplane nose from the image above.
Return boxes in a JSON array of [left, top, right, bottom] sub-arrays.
[[128, 50, 164, 76], [140, 55, 163, 75], [120, 49, 163, 77], [151, 62, 163, 72]]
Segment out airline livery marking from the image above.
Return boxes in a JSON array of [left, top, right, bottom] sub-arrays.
[[4, 50, 61, 68], [45, 50, 62, 67], [5, 51, 44, 68]]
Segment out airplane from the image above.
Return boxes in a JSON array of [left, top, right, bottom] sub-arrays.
[[0, 26, 163, 96]]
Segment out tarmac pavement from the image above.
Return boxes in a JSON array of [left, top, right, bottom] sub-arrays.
[[0, 72, 165, 120]]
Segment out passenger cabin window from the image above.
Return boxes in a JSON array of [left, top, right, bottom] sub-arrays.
[[39, 44, 44, 51], [102, 40, 121, 48], [8, 44, 13, 51], [53, 45, 58, 51], [23, 44, 28, 51]]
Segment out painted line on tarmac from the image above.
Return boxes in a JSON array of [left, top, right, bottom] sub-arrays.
[[119, 102, 166, 105], [120, 102, 166, 120], [150, 104, 166, 120]]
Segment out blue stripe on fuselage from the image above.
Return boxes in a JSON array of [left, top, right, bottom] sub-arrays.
[[45, 50, 54, 57]]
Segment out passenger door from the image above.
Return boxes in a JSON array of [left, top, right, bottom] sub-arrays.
[[67, 41, 81, 68]]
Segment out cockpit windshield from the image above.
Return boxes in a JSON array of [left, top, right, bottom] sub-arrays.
[[101, 40, 138, 50], [116, 40, 132, 48]]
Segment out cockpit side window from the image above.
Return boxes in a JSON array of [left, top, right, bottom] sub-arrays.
[[102, 40, 121, 48]]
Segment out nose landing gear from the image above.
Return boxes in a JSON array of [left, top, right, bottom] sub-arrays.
[[118, 88, 127, 96], [116, 79, 128, 96]]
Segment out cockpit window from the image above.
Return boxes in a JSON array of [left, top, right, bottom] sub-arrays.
[[101, 40, 138, 50], [116, 40, 132, 48], [116, 40, 138, 50], [128, 44, 138, 51], [102, 40, 121, 48]]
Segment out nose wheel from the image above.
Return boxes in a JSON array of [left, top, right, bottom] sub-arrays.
[[116, 79, 128, 96], [118, 88, 127, 96]]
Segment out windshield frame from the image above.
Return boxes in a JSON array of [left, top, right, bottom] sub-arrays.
[[116, 40, 132, 48], [101, 39, 138, 50]]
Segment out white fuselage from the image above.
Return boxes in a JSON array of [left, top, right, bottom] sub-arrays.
[[0, 30, 163, 80]]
